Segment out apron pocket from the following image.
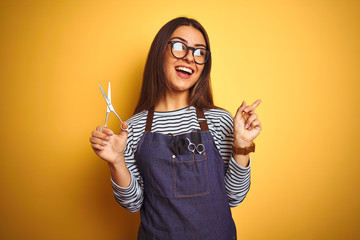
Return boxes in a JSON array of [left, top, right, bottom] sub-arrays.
[[172, 154, 210, 198]]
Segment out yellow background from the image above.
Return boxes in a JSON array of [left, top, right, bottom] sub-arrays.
[[1, 0, 359, 239]]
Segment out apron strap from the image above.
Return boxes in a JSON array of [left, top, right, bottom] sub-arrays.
[[145, 107, 155, 132], [196, 108, 209, 131], [145, 107, 209, 132]]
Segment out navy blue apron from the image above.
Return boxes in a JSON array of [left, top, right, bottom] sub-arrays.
[[135, 108, 237, 240]]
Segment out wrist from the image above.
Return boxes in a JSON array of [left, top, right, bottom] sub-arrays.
[[107, 155, 125, 169], [233, 138, 253, 148]]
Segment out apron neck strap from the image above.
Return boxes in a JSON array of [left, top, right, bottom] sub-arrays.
[[145, 107, 155, 132], [145, 107, 209, 132], [196, 108, 209, 131]]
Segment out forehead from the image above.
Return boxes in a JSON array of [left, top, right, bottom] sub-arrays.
[[170, 26, 206, 46]]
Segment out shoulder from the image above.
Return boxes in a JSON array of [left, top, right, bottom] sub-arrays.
[[125, 110, 148, 135], [123, 110, 148, 149], [127, 110, 148, 126], [204, 108, 233, 123], [204, 108, 234, 138]]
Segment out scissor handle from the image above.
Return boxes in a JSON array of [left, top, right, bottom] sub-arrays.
[[196, 144, 205, 154], [186, 138, 196, 153], [120, 125, 129, 132], [99, 126, 106, 133], [188, 143, 196, 153], [104, 112, 109, 127]]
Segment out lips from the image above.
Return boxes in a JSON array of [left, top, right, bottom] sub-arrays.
[[175, 66, 194, 79]]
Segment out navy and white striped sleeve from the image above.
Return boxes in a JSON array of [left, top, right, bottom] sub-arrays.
[[207, 109, 251, 207], [111, 171, 143, 213]]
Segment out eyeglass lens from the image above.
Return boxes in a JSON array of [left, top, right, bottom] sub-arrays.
[[172, 42, 208, 64]]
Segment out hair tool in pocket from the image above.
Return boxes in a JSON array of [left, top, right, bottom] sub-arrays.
[[186, 130, 205, 155], [170, 135, 186, 155]]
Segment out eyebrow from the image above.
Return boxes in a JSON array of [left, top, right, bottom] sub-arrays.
[[169, 37, 207, 48]]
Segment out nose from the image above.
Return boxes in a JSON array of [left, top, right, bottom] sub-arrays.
[[183, 49, 195, 63]]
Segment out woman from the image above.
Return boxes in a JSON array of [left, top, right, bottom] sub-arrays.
[[90, 17, 262, 240]]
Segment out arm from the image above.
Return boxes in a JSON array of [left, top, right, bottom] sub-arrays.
[[90, 122, 144, 213], [227, 99, 262, 206], [214, 112, 252, 207], [211, 101, 262, 207], [111, 124, 144, 213]]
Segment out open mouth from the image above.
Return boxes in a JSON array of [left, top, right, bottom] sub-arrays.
[[175, 66, 194, 77]]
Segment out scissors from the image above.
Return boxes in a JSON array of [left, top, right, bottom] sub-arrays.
[[99, 82, 128, 132], [186, 137, 205, 155]]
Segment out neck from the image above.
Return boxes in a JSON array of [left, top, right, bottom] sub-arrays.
[[155, 91, 190, 111]]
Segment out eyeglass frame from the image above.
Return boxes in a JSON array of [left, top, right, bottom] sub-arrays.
[[168, 41, 211, 65]]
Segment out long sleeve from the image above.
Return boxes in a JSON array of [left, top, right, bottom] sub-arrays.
[[225, 157, 251, 207], [111, 172, 143, 213], [205, 109, 251, 207], [111, 113, 146, 213]]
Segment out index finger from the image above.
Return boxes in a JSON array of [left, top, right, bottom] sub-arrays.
[[244, 99, 261, 113], [96, 126, 114, 136]]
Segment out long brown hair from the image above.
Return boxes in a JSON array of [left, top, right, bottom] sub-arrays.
[[134, 17, 217, 114]]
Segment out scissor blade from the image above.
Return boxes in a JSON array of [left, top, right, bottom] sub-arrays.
[[105, 111, 109, 127], [99, 84, 111, 105]]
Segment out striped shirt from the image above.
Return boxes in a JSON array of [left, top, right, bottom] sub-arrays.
[[111, 106, 251, 213]]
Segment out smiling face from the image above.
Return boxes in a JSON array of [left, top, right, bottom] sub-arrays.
[[163, 25, 206, 95]]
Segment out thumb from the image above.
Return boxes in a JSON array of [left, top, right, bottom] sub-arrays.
[[120, 121, 129, 135]]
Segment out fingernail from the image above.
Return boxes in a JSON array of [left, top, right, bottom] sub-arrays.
[[102, 141, 107, 145], [100, 146, 104, 150], [244, 107, 248, 112], [245, 123, 249, 129], [105, 137, 110, 140]]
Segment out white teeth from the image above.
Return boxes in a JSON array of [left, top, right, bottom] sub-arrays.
[[175, 66, 193, 74]]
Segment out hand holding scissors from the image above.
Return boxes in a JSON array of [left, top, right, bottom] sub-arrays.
[[99, 82, 128, 132], [90, 82, 129, 165]]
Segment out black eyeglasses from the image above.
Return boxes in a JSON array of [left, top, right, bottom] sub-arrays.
[[168, 41, 211, 65]]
